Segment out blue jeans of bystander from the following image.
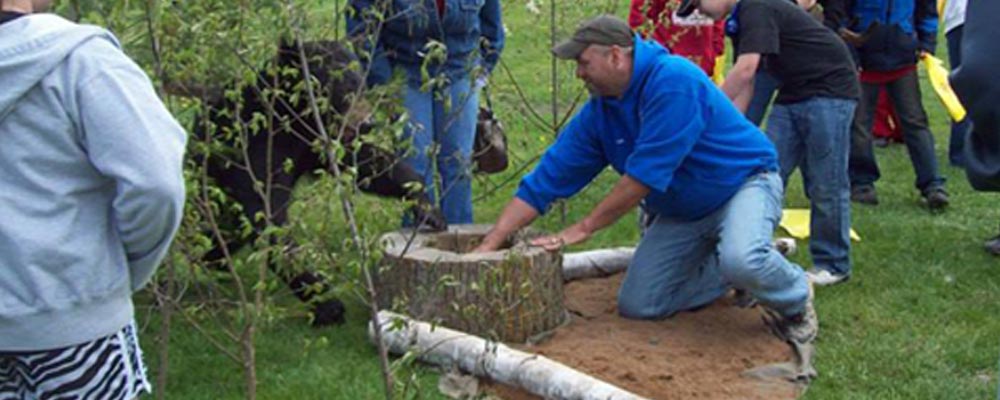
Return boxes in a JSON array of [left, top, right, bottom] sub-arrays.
[[401, 77, 478, 225], [767, 97, 856, 276]]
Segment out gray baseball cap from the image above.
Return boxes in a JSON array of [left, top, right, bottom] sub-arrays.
[[552, 15, 634, 60]]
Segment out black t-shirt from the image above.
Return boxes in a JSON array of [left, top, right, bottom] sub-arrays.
[[733, 0, 859, 104], [0, 11, 26, 25]]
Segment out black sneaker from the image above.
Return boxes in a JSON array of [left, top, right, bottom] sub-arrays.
[[984, 235, 1000, 256], [850, 185, 879, 205], [922, 187, 949, 210]]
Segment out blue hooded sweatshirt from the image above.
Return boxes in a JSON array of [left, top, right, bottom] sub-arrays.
[[516, 36, 777, 221], [0, 14, 186, 351]]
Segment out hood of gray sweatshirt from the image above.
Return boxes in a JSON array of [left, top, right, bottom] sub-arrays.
[[0, 14, 186, 351]]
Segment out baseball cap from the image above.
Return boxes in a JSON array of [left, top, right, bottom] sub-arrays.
[[552, 14, 634, 60]]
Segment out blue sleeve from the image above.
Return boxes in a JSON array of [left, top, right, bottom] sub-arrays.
[[516, 106, 608, 214], [624, 89, 705, 192], [479, 0, 505, 74], [914, 0, 938, 54], [347, 0, 393, 86]]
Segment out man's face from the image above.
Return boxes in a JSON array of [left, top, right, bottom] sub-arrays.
[[575, 45, 627, 97]]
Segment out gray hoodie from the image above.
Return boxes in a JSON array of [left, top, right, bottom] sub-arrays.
[[0, 14, 186, 351]]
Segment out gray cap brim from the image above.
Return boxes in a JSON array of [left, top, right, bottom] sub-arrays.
[[552, 39, 588, 60]]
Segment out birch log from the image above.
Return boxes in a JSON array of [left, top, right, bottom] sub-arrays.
[[562, 247, 634, 281], [371, 311, 648, 400]]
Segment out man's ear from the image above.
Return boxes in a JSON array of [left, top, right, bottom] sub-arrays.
[[612, 46, 629, 69]]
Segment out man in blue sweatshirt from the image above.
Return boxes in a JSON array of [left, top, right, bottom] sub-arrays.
[[474, 15, 816, 348], [0, 1, 186, 398]]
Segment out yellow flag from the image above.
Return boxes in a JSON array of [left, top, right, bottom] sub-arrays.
[[920, 53, 967, 122], [780, 209, 861, 241], [712, 51, 726, 85], [937, 0, 946, 20]]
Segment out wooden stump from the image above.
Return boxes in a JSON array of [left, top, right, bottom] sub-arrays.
[[378, 224, 566, 343]]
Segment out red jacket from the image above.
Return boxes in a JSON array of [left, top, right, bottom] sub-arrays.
[[629, 0, 725, 76]]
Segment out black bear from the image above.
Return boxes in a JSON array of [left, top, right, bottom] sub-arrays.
[[186, 40, 446, 326]]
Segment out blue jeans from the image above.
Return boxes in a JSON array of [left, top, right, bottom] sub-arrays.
[[947, 26, 972, 166], [745, 70, 781, 126], [401, 77, 478, 224], [767, 97, 856, 276], [849, 68, 945, 193], [619, 172, 810, 319]]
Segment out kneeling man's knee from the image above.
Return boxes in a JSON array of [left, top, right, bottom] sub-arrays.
[[718, 243, 771, 289], [617, 293, 673, 320]]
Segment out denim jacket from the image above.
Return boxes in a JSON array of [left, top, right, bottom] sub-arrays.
[[347, 0, 505, 86]]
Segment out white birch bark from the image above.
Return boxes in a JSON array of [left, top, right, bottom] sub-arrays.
[[371, 311, 648, 400], [562, 248, 634, 281]]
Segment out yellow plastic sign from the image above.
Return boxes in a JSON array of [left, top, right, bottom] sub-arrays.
[[780, 208, 861, 242], [713, 53, 726, 85], [920, 53, 967, 122]]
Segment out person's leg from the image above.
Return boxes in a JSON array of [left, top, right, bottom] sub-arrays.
[[400, 82, 437, 227], [849, 81, 882, 196], [434, 77, 477, 224], [884, 70, 947, 194], [13, 320, 151, 400], [745, 70, 780, 126], [947, 26, 972, 167], [764, 103, 804, 187], [618, 211, 730, 319], [799, 98, 855, 278], [716, 172, 810, 317]]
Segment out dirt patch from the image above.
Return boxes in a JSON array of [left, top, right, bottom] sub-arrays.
[[487, 273, 801, 400]]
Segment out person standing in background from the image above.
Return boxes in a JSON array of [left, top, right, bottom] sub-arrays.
[[628, 0, 725, 78], [0, 0, 187, 398], [942, 0, 969, 167], [828, 0, 949, 210], [348, 0, 505, 227], [686, 0, 860, 286]]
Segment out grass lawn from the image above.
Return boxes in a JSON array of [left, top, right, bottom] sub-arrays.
[[137, 1, 1000, 398]]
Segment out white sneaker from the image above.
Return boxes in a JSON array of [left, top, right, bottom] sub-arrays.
[[806, 268, 848, 286], [773, 237, 797, 256]]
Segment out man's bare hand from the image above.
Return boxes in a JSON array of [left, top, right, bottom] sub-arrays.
[[838, 28, 866, 47], [472, 239, 501, 253], [530, 223, 592, 252], [839, 22, 881, 48]]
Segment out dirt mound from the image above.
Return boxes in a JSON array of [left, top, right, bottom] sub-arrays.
[[489, 273, 801, 399]]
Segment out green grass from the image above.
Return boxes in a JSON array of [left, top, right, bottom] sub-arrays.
[[137, 1, 1000, 398]]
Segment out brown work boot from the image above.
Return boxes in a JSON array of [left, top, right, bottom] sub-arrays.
[[764, 283, 817, 344]]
